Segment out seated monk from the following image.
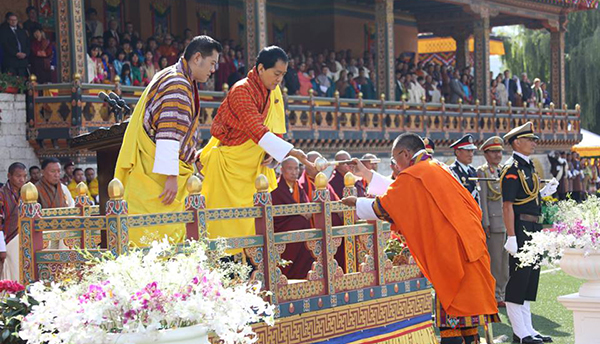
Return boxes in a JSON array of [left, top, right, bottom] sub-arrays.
[[329, 150, 366, 199], [343, 133, 499, 344], [298, 151, 346, 270], [271, 157, 313, 279]]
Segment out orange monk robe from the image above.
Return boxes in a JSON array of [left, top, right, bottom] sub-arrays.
[[376, 160, 497, 317], [271, 177, 312, 279]]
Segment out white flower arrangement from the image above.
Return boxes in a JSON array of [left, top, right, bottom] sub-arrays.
[[18, 239, 274, 344], [516, 196, 600, 268]]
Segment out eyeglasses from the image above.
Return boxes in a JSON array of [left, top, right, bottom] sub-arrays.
[[391, 157, 397, 165]]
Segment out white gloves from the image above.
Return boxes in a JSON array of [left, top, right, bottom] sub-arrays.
[[540, 177, 559, 198], [558, 157, 566, 164], [504, 236, 518, 255]]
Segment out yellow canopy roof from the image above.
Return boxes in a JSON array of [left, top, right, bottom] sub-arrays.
[[572, 129, 600, 157], [418, 36, 505, 56]]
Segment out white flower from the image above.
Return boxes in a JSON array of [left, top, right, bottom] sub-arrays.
[[19, 239, 273, 344], [516, 196, 600, 268]]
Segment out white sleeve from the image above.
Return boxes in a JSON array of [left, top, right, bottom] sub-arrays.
[[356, 197, 378, 220], [61, 184, 75, 207], [153, 139, 180, 176], [258, 132, 294, 163], [367, 172, 394, 196]]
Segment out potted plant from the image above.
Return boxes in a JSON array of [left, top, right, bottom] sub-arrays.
[[18, 239, 274, 344], [516, 196, 600, 297], [0, 74, 27, 94]]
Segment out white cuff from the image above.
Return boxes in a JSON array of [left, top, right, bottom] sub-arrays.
[[258, 132, 293, 163], [153, 139, 180, 176], [367, 172, 394, 196], [356, 197, 378, 220]]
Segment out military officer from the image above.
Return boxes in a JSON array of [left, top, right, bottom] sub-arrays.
[[449, 134, 479, 203], [501, 122, 558, 344], [477, 136, 509, 308]]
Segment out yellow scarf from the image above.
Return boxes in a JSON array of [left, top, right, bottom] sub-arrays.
[[114, 74, 195, 247], [200, 85, 286, 252]]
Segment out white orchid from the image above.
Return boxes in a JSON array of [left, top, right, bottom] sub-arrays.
[[516, 196, 600, 268], [19, 239, 274, 344]]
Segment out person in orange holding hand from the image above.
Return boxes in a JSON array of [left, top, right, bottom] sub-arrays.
[[342, 132, 498, 344]]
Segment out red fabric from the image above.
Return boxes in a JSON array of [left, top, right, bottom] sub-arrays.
[[378, 160, 497, 317], [329, 169, 366, 199], [271, 177, 313, 279], [211, 68, 271, 146], [0, 183, 20, 243], [215, 55, 237, 91], [157, 45, 179, 65]]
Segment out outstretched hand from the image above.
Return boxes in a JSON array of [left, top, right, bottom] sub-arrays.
[[289, 148, 313, 168], [341, 196, 357, 207], [350, 158, 374, 183]]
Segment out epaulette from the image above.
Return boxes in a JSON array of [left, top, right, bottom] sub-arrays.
[[476, 163, 489, 172]]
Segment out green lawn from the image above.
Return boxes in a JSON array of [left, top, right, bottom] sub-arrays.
[[487, 269, 581, 344]]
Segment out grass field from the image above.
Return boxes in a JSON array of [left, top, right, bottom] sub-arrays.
[[486, 269, 581, 344]]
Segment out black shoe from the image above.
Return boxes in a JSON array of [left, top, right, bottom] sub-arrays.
[[534, 334, 553, 343], [512, 334, 543, 344]]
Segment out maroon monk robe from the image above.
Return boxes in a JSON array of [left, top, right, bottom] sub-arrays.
[[298, 170, 347, 272], [271, 177, 314, 279], [328, 169, 366, 200]]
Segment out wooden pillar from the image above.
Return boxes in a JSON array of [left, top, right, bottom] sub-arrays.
[[18, 183, 43, 284], [244, 0, 267, 69], [452, 30, 470, 72], [105, 178, 129, 257], [342, 173, 357, 274], [375, 0, 395, 100], [56, 0, 87, 82], [550, 18, 567, 108], [473, 11, 491, 105]]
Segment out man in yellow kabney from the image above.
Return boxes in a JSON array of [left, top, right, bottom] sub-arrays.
[[200, 46, 310, 245], [115, 35, 222, 246]]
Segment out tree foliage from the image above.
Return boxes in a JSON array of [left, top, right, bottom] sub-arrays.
[[501, 10, 600, 133]]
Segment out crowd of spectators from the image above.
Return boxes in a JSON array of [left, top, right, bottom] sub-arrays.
[[0, 7, 553, 107]]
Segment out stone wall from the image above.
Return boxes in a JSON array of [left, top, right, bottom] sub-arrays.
[[0, 93, 39, 182]]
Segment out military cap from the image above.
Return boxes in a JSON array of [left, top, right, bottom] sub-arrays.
[[449, 134, 477, 150], [503, 121, 539, 144], [480, 136, 504, 151], [423, 137, 435, 154]]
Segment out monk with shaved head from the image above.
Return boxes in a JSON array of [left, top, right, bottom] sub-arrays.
[[271, 156, 313, 279]]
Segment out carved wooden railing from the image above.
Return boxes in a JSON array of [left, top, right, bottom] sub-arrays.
[[26, 75, 581, 151], [17, 171, 427, 319]]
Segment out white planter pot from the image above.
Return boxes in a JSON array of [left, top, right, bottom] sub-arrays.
[[559, 248, 600, 298], [107, 324, 209, 344]]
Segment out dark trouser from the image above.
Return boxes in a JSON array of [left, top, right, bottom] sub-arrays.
[[505, 217, 542, 304]]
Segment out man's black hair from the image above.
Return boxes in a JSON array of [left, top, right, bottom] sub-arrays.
[[8, 162, 26, 175], [255, 46, 288, 70], [41, 157, 60, 170], [183, 35, 223, 60]]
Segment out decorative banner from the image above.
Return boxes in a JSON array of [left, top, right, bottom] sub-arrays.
[[35, 0, 55, 30], [364, 24, 375, 55], [273, 21, 287, 47], [197, 9, 216, 36], [151, 0, 171, 39], [104, 0, 124, 29]]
